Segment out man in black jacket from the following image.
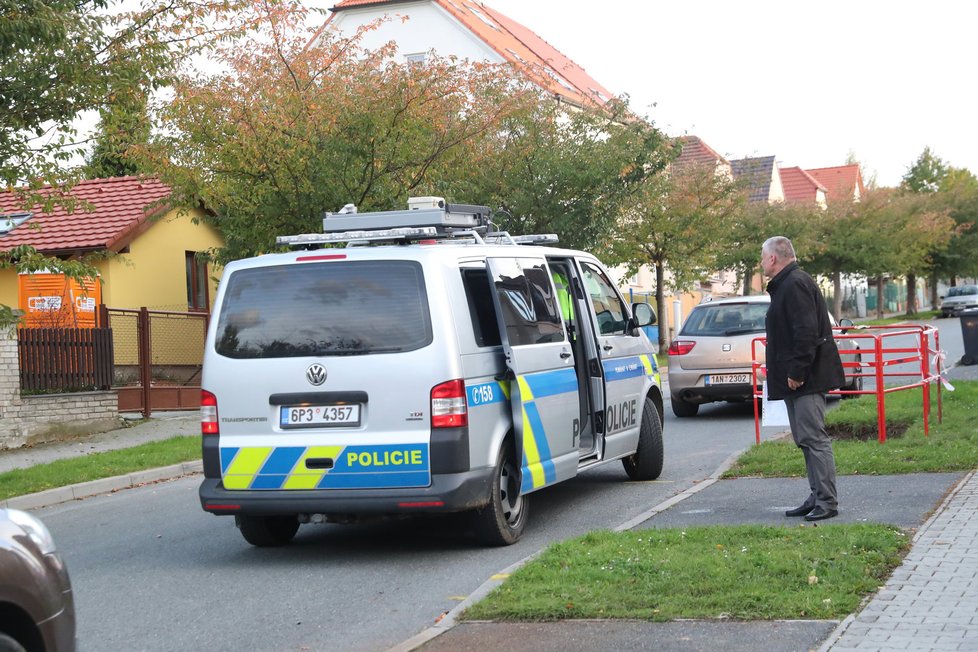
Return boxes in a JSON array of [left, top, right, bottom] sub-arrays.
[[761, 236, 846, 521]]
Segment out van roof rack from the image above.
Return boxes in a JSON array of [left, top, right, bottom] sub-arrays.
[[275, 198, 558, 248]]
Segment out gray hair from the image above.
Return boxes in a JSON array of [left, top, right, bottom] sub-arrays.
[[763, 236, 796, 260]]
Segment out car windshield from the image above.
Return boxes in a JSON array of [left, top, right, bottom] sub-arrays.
[[681, 302, 769, 336]]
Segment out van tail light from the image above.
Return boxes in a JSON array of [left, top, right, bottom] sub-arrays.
[[431, 379, 468, 428], [668, 340, 696, 356], [201, 390, 219, 435]]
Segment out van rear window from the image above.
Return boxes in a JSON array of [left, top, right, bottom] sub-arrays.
[[214, 261, 432, 358]]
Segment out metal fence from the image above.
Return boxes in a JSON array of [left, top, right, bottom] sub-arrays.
[[99, 306, 208, 416]]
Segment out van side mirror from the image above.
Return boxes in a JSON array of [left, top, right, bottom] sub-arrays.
[[838, 317, 854, 334], [629, 302, 656, 335]]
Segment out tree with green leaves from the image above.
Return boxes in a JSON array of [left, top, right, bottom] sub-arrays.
[[901, 147, 948, 194], [834, 188, 953, 318], [900, 149, 977, 310], [715, 200, 820, 299], [1, 0, 256, 323], [447, 98, 672, 251], [145, 2, 672, 263], [84, 86, 152, 179], [2, 0, 251, 191], [603, 159, 746, 350]]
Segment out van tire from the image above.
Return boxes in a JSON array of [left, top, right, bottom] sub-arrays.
[[236, 515, 300, 547], [623, 399, 664, 481], [0, 633, 27, 652], [671, 395, 698, 417], [472, 441, 527, 546]]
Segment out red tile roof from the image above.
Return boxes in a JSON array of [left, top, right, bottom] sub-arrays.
[[780, 166, 827, 204], [806, 164, 865, 202], [672, 136, 729, 170], [328, 0, 616, 109], [0, 176, 171, 255]]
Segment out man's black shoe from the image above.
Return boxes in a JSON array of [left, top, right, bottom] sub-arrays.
[[804, 507, 838, 521], [785, 501, 816, 517]]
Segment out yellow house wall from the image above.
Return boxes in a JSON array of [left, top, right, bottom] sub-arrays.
[[0, 272, 17, 312], [0, 207, 224, 313], [98, 207, 223, 312]]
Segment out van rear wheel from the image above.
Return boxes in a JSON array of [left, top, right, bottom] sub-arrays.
[[472, 442, 527, 546], [623, 399, 664, 481], [236, 515, 299, 547]]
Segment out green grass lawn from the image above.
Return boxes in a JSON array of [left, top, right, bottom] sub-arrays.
[[466, 379, 971, 624], [0, 436, 200, 501], [464, 524, 908, 622]]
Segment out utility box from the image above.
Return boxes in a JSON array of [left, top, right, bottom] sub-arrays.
[[18, 272, 101, 328], [960, 308, 978, 365]]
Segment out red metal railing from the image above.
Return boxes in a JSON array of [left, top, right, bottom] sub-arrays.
[[751, 324, 943, 444]]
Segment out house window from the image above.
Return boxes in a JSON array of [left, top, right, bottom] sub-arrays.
[[186, 251, 209, 312], [405, 52, 427, 66]]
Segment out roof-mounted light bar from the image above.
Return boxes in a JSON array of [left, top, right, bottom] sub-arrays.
[[509, 234, 559, 245], [483, 232, 560, 246], [276, 227, 438, 247]]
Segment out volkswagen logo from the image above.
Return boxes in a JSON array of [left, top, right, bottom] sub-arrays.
[[306, 364, 327, 386]]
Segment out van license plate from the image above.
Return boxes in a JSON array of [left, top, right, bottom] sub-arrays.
[[705, 374, 750, 385], [280, 405, 360, 428]]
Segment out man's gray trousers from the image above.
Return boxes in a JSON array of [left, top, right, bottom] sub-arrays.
[[784, 392, 838, 511]]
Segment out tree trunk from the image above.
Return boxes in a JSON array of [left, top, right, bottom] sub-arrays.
[[832, 270, 842, 320], [929, 272, 939, 309], [655, 263, 667, 352], [906, 273, 917, 315], [876, 276, 885, 319], [742, 263, 753, 296]]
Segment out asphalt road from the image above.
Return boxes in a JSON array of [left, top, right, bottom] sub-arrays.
[[35, 399, 788, 652]]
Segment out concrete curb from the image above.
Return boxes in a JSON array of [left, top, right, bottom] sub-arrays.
[[1, 461, 202, 510]]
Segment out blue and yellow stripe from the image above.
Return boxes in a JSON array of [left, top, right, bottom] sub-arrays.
[[220, 443, 429, 490]]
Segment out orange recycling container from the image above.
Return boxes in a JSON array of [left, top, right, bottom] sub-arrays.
[[18, 272, 102, 328]]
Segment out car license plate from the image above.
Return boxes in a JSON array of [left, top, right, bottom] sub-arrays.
[[280, 404, 360, 428], [705, 374, 750, 385]]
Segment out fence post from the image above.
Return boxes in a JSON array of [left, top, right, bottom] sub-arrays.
[[139, 307, 152, 419]]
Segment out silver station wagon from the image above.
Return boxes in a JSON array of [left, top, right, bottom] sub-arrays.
[[199, 199, 665, 547], [667, 295, 861, 417]]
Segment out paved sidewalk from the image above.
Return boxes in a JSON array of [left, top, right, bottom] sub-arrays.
[[823, 470, 978, 651], [0, 411, 200, 510]]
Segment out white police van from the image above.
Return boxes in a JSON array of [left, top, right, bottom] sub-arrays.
[[198, 199, 664, 546]]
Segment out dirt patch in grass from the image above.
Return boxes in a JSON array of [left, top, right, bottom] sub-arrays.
[[828, 422, 910, 441]]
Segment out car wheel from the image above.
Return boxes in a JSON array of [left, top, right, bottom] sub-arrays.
[[622, 399, 664, 481], [671, 395, 699, 417], [472, 440, 527, 546], [0, 633, 27, 652], [235, 515, 300, 547]]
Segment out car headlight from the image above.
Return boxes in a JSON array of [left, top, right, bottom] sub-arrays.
[[6, 509, 58, 555]]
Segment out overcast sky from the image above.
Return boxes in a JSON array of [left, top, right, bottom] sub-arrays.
[[484, 0, 976, 188]]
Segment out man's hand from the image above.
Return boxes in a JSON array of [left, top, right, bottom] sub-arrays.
[[788, 377, 804, 391]]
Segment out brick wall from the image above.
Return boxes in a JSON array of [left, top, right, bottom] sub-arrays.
[[0, 326, 119, 450]]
